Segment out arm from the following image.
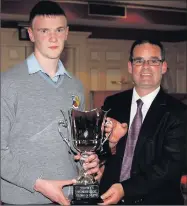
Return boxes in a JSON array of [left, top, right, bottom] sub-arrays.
[[1, 88, 42, 192]]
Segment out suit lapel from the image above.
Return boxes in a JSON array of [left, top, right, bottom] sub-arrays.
[[120, 94, 132, 125], [133, 89, 167, 159]]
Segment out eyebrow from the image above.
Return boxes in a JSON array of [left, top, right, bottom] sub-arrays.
[[149, 56, 161, 59], [56, 26, 66, 29], [133, 56, 161, 59], [37, 26, 66, 30]]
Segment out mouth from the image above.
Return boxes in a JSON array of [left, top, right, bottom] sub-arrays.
[[49, 46, 58, 49], [141, 73, 152, 76]]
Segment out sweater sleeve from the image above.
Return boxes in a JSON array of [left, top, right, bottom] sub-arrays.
[[1, 84, 43, 193]]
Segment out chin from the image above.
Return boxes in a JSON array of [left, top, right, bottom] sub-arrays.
[[47, 54, 61, 59], [140, 81, 154, 86], [139, 84, 155, 89]]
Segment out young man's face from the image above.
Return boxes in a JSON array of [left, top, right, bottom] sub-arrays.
[[128, 43, 167, 93], [28, 15, 68, 60]]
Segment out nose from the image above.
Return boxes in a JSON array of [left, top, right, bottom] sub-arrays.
[[49, 31, 57, 42], [143, 60, 149, 69]]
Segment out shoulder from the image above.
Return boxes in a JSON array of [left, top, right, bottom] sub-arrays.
[[105, 89, 132, 103], [165, 93, 187, 112], [102, 89, 132, 112], [67, 75, 84, 92], [164, 93, 187, 122], [1, 61, 28, 96], [1, 61, 28, 84]]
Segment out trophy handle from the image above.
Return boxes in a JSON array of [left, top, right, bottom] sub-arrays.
[[58, 110, 71, 148], [100, 108, 112, 151]]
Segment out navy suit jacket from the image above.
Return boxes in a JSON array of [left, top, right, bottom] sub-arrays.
[[100, 88, 187, 205]]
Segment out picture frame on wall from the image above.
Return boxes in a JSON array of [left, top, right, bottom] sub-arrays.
[[18, 26, 30, 41]]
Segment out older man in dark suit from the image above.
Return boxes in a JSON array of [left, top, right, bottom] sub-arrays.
[[99, 40, 187, 205]]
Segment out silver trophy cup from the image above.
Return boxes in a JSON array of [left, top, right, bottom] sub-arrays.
[[58, 108, 109, 204]]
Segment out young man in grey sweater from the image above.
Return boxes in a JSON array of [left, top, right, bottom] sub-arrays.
[[1, 1, 99, 205]]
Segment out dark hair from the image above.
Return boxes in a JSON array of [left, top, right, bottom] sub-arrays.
[[129, 40, 165, 62], [29, 0, 66, 25]]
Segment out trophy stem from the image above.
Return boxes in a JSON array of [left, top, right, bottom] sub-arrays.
[[76, 169, 95, 185], [80, 152, 88, 161], [75, 152, 96, 185]]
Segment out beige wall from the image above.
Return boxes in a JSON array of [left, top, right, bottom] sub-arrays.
[[1, 28, 187, 109]]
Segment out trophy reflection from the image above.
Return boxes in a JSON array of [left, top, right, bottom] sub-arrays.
[[58, 108, 109, 205]]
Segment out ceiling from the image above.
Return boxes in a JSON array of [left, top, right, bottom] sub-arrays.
[[87, 0, 187, 9], [3, 0, 186, 9], [2, 0, 187, 31]]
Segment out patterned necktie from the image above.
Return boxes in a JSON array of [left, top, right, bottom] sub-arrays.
[[120, 99, 143, 182]]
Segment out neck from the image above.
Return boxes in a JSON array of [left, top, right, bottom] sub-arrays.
[[135, 86, 160, 97], [34, 52, 59, 78]]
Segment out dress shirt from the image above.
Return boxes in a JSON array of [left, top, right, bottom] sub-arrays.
[[129, 86, 160, 128]]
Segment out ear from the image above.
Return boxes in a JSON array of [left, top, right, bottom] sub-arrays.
[[64, 26, 69, 41], [27, 27, 35, 42], [161, 61, 167, 74], [128, 61, 133, 74]]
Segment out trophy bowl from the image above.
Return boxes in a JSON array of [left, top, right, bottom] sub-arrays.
[[58, 108, 109, 205]]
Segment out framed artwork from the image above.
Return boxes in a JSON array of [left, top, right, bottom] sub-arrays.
[[18, 26, 30, 41]]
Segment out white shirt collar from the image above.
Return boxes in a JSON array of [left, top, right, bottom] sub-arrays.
[[132, 86, 160, 108], [27, 53, 71, 80]]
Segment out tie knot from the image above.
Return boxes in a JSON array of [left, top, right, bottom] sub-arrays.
[[136, 99, 143, 109]]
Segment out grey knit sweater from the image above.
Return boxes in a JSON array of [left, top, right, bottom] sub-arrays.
[[1, 61, 85, 204]]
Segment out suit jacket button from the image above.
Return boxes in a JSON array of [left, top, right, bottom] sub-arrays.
[[132, 171, 137, 175]]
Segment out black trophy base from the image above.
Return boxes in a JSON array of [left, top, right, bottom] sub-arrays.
[[71, 198, 102, 205], [71, 183, 102, 205]]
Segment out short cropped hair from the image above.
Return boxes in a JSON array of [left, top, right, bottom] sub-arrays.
[[129, 40, 165, 62], [29, 0, 67, 25]]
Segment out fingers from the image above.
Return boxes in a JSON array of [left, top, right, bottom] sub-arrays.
[[59, 179, 76, 187], [58, 179, 76, 205], [108, 121, 128, 144], [121, 123, 128, 128], [94, 171, 102, 181], [99, 183, 124, 205], [58, 196, 70, 206], [35, 179, 74, 206], [101, 188, 114, 200], [99, 188, 115, 205], [105, 118, 113, 128], [84, 153, 97, 163], [94, 165, 105, 181], [84, 154, 99, 175], [99, 196, 115, 205], [74, 153, 81, 161], [72, 179, 77, 184], [74, 152, 93, 161], [86, 166, 99, 175], [105, 118, 113, 126]]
